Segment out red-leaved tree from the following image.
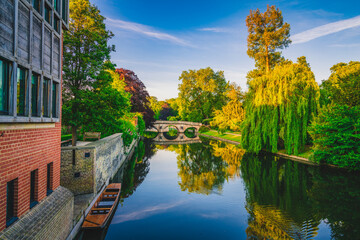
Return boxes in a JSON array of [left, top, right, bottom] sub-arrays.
[[115, 68, 155, 127]]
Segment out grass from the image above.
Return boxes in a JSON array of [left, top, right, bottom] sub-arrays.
[[200, 130, 242, 143], [61, 134, 72, 141], [277, 145, 313, 159]]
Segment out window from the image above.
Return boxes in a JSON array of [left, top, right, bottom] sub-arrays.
[[0, 59, 12, 115], [6, 179, 17, 227], [54, 16, 60, 33], [44, 4, 52, 24], [62, 0, 67, 22], [30, 170, 38, 208], [32, 0, 42, 14], [54, 0, 59, 13], [17, 67, 28, 116], [42, 78, 50, 117], [52, 82, 58, 118], [47, 163, 53, 195], [31, 74, 40, 117]]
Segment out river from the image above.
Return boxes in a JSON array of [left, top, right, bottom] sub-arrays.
[[80, 137, 360, 239]]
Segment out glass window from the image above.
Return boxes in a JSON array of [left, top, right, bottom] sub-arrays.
[[47, 163, 53, 195], [54, 16, 60, 33], [30, 170, 38, 208], [6, 179, 17, 227], [62, 0, 67, 22], [43, 78, 50, 117], [54, 0, 59, 12], [32, 0, 42, 14], [31, 74, 40, 117], [44, 4, 52, 24], [17, 67, 28, 117], [0, 59, 12, 115], [52, 82, 58, 118]]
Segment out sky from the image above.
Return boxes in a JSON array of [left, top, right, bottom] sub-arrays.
[[91, 0, 360, 100]]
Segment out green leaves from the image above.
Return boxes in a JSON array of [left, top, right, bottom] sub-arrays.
[[309, 104, 360, 169], [178, 67, 229, 122]]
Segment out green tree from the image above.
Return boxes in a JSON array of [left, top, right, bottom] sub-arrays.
[[309, 104, 360, 169], [149, 96, 164, 120], [246, 5, 291, 74], [241, 57, 319, 155], [211, 83, 245, 132], [62, 0, 114, 145], [178, 67, 229, 122], [321, 61, 360, 107]]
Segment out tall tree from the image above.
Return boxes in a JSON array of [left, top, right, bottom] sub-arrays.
[[62, 0, 114, 145], [246, 5, 291, 74], [178, 67, 229, 122], [241, 57, 319, 155], [115, 68, 155, 127]]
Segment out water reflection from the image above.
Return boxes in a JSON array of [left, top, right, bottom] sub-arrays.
[[157, 139, 360, 239], [85, 138, 360, 239]]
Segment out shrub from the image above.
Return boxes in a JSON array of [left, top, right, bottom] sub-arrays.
[[309, 104, 360, 169]]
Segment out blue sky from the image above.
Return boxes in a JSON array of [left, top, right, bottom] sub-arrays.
[[91, 0, 360, 100]]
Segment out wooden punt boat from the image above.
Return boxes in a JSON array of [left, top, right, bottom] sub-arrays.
[[82, 183, 121, 229]]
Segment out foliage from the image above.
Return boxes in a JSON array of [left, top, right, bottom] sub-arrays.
[[211, 83, 245, 132], [136, 115, 146, 136], [199, 125, 211, 133], [149, 96, 163, 120], [246, 5, 291, 74], [241, 57, 319, 155], [115, 68, 155, 127], [159, 103, 177, 120], [321, 61, 360, 107], [309, 104, 360, 169], [178, 67, 229, 122], [62, 0, 114, 145]]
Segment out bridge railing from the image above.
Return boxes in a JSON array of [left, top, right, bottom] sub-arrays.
[[154, 120, 202, 126]]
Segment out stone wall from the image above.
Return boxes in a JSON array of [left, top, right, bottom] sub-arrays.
[[61, 133, 135, 195], [0, 186, 73, 240]]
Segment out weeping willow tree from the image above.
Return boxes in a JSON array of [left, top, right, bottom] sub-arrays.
[[241, 57, 319, 155]]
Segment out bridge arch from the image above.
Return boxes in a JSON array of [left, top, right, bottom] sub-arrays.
[[150, 121, 202, 133]]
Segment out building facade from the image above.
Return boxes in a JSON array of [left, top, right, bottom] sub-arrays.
[[0, 0, 68, 231]]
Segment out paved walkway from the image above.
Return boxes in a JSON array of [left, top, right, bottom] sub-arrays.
[[208, 130, 242, 136]]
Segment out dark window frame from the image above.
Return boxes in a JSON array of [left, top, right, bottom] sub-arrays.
[[6, 179, 18, 227], [31, 73, 40, 117], [42, 78, 50, 117], [0, 58, 12, 115], [30, 169, 39, 209], [47, 162, 54, 195], [16, 67, 28, 117]]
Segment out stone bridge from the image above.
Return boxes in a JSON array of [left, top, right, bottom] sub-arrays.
[[149, 121, 202, 133], [152, 133, 202, 145]]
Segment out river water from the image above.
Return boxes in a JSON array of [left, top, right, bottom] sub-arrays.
[[81, 137, 360, 240]]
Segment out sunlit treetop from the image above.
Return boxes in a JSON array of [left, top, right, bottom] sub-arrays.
[[246, 5, 291, 74]]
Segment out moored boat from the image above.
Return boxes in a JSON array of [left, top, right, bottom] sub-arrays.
[[82, 183, 121, 229]]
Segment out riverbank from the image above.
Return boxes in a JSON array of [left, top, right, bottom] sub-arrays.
[[199, 130, 318, 166]]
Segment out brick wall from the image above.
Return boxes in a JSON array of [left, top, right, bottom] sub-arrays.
[[0, 122, 61, 231]]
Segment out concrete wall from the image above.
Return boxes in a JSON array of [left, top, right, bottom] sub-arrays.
[[0, 186, 73, 240], [61, 133, 137, 195]]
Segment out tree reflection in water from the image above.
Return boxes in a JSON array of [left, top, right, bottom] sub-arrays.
[[167, 139, 245, 195], [241, 152, 360, 239], [164, 139, 360, 239]]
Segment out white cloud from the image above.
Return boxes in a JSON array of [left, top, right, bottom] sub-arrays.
[[198, 27, 230, 33], [106, 18, 191, 47], [292, 15, 360, 44]]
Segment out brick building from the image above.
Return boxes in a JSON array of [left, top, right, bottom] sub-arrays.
[[0, 0, 69, 232]]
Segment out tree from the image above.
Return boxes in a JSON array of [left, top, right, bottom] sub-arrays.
[[309, 104, 360, 169], [246, 5, 291, 74], [149, 96, 163, 120], [63, 0, 114, 145], [178, 67, 229, 122], [241, 57, 319, 155], [211, 83, 245, 132], [158, 102, 177, 120], [115, 68, 155, 128], [320, 61, 360, 107]]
